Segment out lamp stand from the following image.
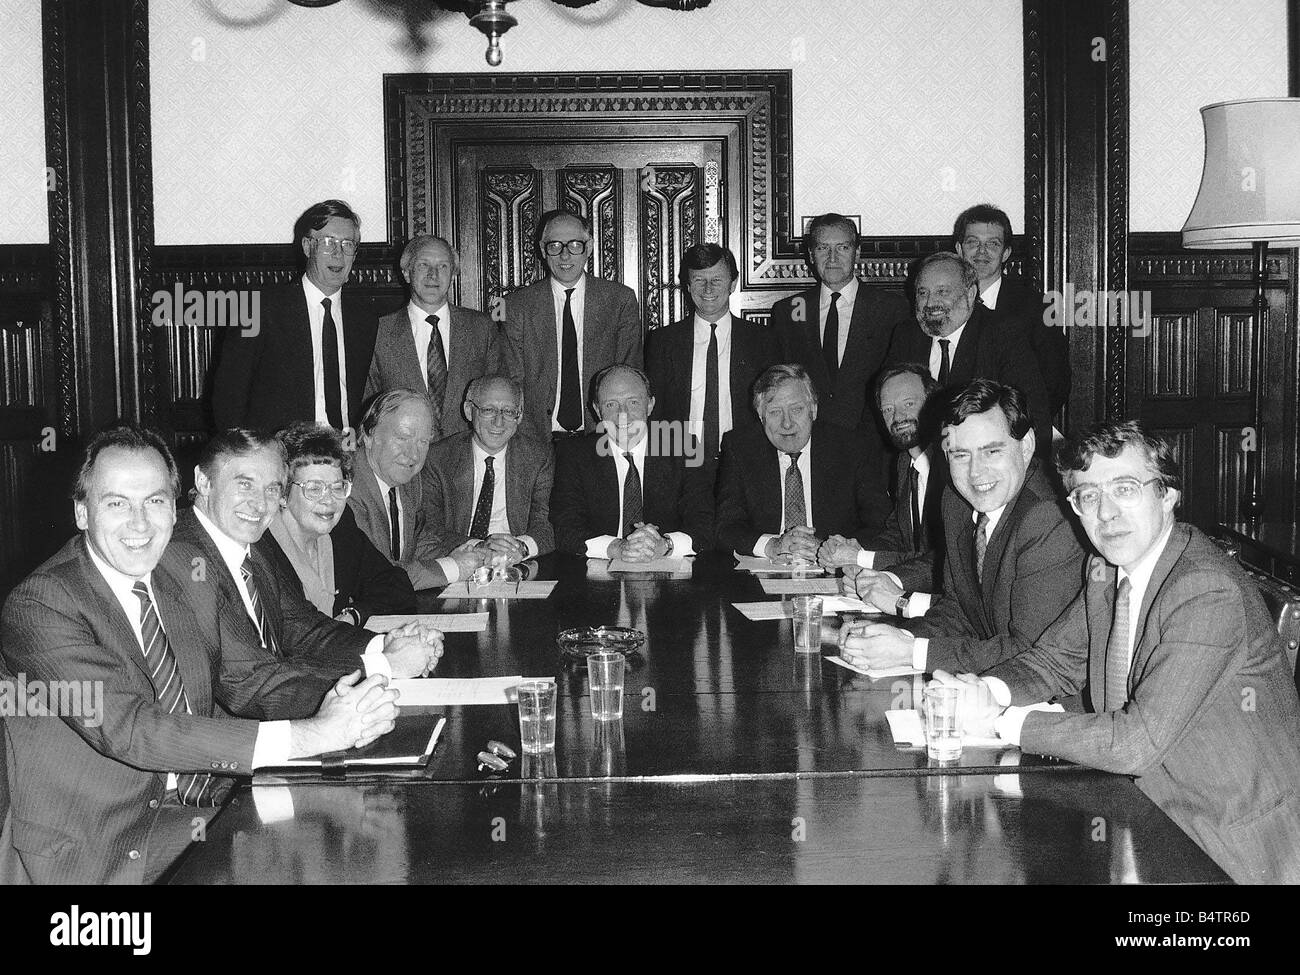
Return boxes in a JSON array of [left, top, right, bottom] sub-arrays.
[[1243, 240, 1268, 524]]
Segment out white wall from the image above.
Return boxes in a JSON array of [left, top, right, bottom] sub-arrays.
[[0, 0, 49, 245]]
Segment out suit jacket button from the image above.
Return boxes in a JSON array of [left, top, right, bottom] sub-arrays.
[[128, 850, 141, 860], [148, 799, 159, 809]]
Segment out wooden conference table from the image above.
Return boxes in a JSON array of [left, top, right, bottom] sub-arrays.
[[165, 554, 1228, 884]]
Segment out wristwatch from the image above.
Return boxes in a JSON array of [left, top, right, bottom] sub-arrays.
[[663, 535, 675, 557], [894, 592, 912, 620]]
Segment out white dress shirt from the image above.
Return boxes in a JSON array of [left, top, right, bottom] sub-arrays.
[[820, 277, 859, 368], [85, 541, 289, 772], [301, 276, 351, 430], [585, 435, 695, 559], [688, 312, 734, 440], [859, 449, 931, 569], [470, 439, 539, 558], [550, 274, 587, 432], [980, 274, 1004, 310], [753, 440, 815, 557], [369, 467, 462, 584], [928, 318, 968, 383], [406, 300, 451, 390]]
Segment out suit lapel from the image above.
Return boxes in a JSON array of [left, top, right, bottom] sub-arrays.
[[980, 467, 1040, 602], [455, 436, 477, 535], [397, 310, 428, 395], [597, 446, 622, 536], [809, 436, 835, 534], [757, 440, 783, 533], [504, 438, 526, 536], [74, 538, 154, 687], [835, 284, 876, 391], [445, 306, 473, 416], [949, 309, 983, 384], [352, 450, 394, 555], [1127, 525, 1190, 688], [152, 562, 213, 712], [952, 515, 989, 630], [672, 322, 695, 421]]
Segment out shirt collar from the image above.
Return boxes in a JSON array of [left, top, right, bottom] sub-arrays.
[[693, 311, 732, 336], [910, 449, 930, 475], [472, 438, 509, 462], [1118, 520, 1176, 592], [980, 274, 1004, 308], [938, 320, 968, 347], [301, 274, 340, 305], [821, 277, 859, 303], [972, 502, 1008, 537], [551, 274, 586, 299], [780, 435, 813, 464], [192, 504, 252, 576], [408, 300, 450, 328], [612, 434, 649, 464], [84, 537, 154, 599]]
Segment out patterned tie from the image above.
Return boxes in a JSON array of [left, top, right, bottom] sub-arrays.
[[425, 314, 448, 429], [937, 338, 951, 387], [131, 582, 215, 806], [703, 321, 720, 462], [909, 462, 923, 552], [321, 297, 343, 429], [558, 288, 582, 431], [822, 291, 841, 382], [388, 486, 401, 561], [973, 511, 989, 582], [1104, 577, 1133, 712], [240, 556, 281, 658], [783, 451, 807, 530], [469, 455, 495, 540], [621, 451, 643, 538]]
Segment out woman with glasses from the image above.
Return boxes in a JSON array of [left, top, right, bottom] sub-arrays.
[[257, 421, 415, 625]]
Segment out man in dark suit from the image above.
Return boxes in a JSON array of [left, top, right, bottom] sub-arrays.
[[645, 243, 778, 478], [954, 203, 1070, 417], [818, 362, 946, 591], [0, 423, 399, 884], [425, 375, 555, 560], [165, 427, 442, 680], [348, 390, 487, 589], [212, 199, 378, 434], [365, 235, 502, 442], [501, 209, 642, 443], [768, 213, 912, 433], [551, 364, 713, 559], [887, 252, 1053, 456], [958, 420, 1300, 884], [841, 380, 1085, 674], [715, 363, 891, 559]]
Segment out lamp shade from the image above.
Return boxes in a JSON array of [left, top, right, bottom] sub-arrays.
[[1182, 97, 1300, 249]]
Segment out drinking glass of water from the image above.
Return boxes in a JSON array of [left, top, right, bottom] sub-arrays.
[[586, 650, 625, 721], [923, 684, 963, 761], [516, 680, 557, 753]]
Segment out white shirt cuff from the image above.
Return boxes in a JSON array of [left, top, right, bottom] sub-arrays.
[[993, 702, 1064, 747], [912, 638, 928, 672], [519, 534, 538, 559], [363, 634, 391, 680], [437, 557, 461, 583], [904, 591, 931, 618], [251, 779, 296, 824], [755, 534, 778, 558], [251, 720, 292, 770], [856, 549, 876, 569], [667, 531, 695, 557], [586, 535, 619, 559]]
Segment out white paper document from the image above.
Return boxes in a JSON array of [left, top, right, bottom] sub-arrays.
[[365, 613, 490, 633], [731, 601, 792, 621], [826, 655, 921, 680], [759, 577, 840, 595], [608, 556, 692, 574], [884, 708, 1006, 748], [392, 676, 526, 706], [733, 555, 826, 575], [440, 581, 557, 599]]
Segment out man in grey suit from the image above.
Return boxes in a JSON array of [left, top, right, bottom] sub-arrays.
[[425, 375, 555, 561], [348, 389, 486, 589], [501, 209, 642, 443], [365, 235, 502, 442], [955, 420, 1300, 884]]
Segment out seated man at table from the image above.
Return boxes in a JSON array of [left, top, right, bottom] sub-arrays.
[[0, 422, 400, 884], [951, 420, 1300, 884], [550, 364, 713, 560], [348, 389, 486, 588], [425, 374, 555, 562], [841, 380, 1085, 673], [714, 363, 890, 560], [817, 362, 946, 590]]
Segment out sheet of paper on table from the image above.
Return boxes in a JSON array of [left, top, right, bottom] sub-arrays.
[[733, 554, 827, 575], [826, 655, 920, 680], [391, 676, 526, 706], [884, 708, 1006, 748], [608, 556, 692, 574], [759, 577, 840, 595], [439, 581, 557, 599], [731, 600, 792, 620], [365, 613, 490, 633]]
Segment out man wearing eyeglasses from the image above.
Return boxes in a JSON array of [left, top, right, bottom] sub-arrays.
[[501, 209, 642, 443], [365, 235, 501, 443], [212, 199, 379, 435], [768, 212, 912, 434], [947, 420, 1300, 884], [424, 374, 555, 561]]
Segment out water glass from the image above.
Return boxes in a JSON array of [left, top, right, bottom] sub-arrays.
[[516, 680, 557, 753], [791, 595, 823, 653], [923, 684, 963, 761], [586, 650, 625, 721]]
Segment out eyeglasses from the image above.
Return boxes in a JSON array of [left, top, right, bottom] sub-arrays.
[[1067, 477, 1162, 515], [470, 402, 523, 422], [811, 242, 855, 259], [312, 235, 359, 256], [542, 239, 589, 256], [291, 479, 353, 502]]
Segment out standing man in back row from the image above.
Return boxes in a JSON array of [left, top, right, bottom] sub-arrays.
[[501, 209, 642, 444]]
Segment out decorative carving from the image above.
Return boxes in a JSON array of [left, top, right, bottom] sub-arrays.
[[1104, 0, 1129, 420], [560, 167, 619, 280], [1022, 0, 1046, 289], [640, 165, 699, 329], [481, 168, 541, 305], [1145, 314, 1196, 399], [129, 0, 157, 423], [1216, 312, 1256, 396], [43, 0, 75, 437]]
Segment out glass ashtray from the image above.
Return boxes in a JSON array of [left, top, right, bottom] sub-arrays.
[[556, 625, 646, 662]]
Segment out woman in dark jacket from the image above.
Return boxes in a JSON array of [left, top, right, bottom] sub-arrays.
[[258, 421, 415, 624]]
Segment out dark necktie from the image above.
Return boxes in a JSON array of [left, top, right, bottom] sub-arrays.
[[822, 291, 841, 382], [703, 321, 720, 462], [621, 451, 643, 538], [470, 455, 495, 540], [388, 486, 401, 561], [974, 511, 989, 582], [909, 462, 923, 552], [1104, 577, 1133, 712], [321, 297, 343, 429], [783, 451, 807, 530], [131, 582, 215, 806], [426, 314, 448, 428], [558, 287, 582, 431], [240, 556, 281, 658], [937, 338, 951, 387]]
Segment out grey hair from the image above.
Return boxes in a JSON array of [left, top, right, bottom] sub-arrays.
[[752, 363, 817, 416], [917, 251, 980, 292], [399, 235, 461, 278], [359, 388, 434, 438]]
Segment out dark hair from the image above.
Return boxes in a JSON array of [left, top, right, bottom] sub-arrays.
[[359, 388, 433, 439], [1057, 420, 1181, 494], [874, 362, 939, 410], [276, 421, 352, 482], [752, 363, 817, 415], [679, 243, 739, 292], [805, 212, 860, 263], [197, 428, 286, 481], [940, 379, 1033, 441], [917, 251, 980, 292], [73, 422, 181, 503], [953, 204, 1013, 246], [293, 199, 360, 249], [589, 363, 652, 411], [533, 208, 592, 258]]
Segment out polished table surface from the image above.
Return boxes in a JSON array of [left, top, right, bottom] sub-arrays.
[[167, 554, 1229, 883]]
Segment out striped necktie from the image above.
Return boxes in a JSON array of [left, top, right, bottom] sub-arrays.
[[426, 314, 448, 430], [783, 451, 807, 530], [621, 452, 643, 538], [1103, 577, 1133, 712], [974, 511, 989, 582], [131, 582, 215, 806], [240, 556, 281, 658]]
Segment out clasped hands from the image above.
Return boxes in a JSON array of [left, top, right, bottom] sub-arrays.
[[609, 522, 671, 563], [764, 525, 821, 564], [294, 669, 400, 757], [381, 620, 444, 678], [450, 535, 528, 575]]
